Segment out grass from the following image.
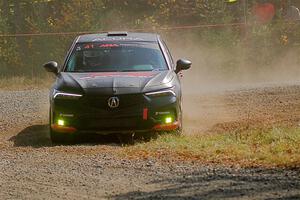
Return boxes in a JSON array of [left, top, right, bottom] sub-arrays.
[[0, 76, 53, 90], [122, 127, 300, 168]]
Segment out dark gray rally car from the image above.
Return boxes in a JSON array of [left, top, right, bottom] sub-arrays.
[[44, 32, 191, 143]]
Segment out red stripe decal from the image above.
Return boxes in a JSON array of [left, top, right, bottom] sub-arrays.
[[143, 108, 148, 120], [153, 121, 179, 131]]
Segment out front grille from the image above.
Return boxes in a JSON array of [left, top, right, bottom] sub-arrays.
[[85, 94, 145, 110], [82, 117, 138, 130], [75, 93, 149, 130], [56, 93, 156, 131]]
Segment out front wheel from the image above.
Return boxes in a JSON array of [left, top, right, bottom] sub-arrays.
[[175, 122, 183, 135], [176, 104, 183, 135], [50, 129, 75, 144]]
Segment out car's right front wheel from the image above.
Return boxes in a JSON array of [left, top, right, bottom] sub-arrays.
[[50, 129, 75, 144]]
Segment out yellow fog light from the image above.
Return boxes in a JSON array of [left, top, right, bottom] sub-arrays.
[[57, 119, 65, 126], [165, 117, 173, 124]]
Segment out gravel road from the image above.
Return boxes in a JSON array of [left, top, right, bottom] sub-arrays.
[[0, 85, 300, 199]]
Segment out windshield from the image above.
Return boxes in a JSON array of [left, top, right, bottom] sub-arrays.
[[65, 42, 168, 72]]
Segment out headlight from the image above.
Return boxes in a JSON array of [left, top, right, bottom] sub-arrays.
[[145, 88, 176, 97], [53, 89, 83, 100]]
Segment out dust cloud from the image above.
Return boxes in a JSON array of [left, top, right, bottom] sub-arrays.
[[166, 34, 300, 93], [163, 33, 300, 133]]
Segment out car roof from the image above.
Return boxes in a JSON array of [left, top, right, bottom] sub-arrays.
[[77, 32, 159, 43]]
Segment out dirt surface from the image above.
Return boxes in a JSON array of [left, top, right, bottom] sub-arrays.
[[0, 84, 300, 199], [184, 83, 300, 133]]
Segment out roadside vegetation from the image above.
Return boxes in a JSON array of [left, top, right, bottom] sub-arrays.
[[1, 1, 300, 81], [123, 126, 300, 168]]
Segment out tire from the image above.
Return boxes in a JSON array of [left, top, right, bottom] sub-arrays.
[[176, 103, 183, 135], [50, 129, 75, 144], [177, 124, 183, 135], [117, 133, 135, 145], [140, 131, 158, 141]]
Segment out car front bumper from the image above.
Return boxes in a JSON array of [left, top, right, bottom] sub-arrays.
[[50, 93, 181, 134]]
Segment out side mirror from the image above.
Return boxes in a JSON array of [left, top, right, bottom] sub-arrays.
[[175, 59, 192, 73], [43, 61, 58, 75]]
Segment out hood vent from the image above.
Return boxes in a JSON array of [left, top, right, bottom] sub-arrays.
[[107, 32, 128, 37]]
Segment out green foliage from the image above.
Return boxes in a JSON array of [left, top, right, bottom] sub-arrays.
[[0, 0, 299, 78]]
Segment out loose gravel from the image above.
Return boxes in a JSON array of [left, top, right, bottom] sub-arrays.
[[0, 87, 300, 199]]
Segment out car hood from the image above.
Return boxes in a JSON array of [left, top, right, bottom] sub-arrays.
[[56, 71, 175, 95]]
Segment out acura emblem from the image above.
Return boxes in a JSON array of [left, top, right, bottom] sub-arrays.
[[107, 97, 120, 108]]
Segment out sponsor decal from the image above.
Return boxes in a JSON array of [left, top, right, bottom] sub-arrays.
[[99, 44, 119, 48], [143, 108, 148, 120], [82, 43, 120, 49], [92, 37, 143, 42], [84, 44, 94, 49]]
